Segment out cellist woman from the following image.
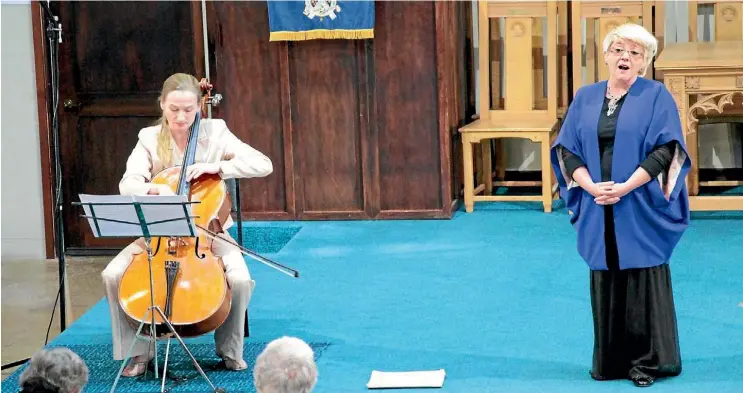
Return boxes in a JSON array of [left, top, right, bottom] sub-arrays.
[[100, 73, 273, 377]]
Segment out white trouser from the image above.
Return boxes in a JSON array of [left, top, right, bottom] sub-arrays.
[[101, 232, 255, 363]]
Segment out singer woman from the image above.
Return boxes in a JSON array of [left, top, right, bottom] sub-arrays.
[[551, 24, 690, 387], [100, 73, 273, 377]]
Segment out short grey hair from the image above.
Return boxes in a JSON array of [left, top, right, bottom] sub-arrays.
[[254, 337, 318, 393], [19, 348, 88, 393], [602, 23, 659, 76]]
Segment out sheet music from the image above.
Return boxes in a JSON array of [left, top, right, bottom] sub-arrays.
[[78, 194, 197, 238], [78, 194, 138, 237], [366, 369, 446, 389]]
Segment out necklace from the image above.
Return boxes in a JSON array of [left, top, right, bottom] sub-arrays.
[[606, 86, 627, 116]]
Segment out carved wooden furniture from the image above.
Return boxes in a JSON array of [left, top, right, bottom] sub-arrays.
[[484, 2, 571, 198], [688, 1, 743, 42], [570, 0, 661, 91], [654, 41, 743, 211], [459, 1, 563, 213]]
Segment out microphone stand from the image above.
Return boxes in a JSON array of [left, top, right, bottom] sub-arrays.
[[0, 1, 64, 372], [40, 0, 66, 334]]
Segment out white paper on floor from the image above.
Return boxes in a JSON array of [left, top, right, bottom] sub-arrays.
[[366, 369, 446, 389]]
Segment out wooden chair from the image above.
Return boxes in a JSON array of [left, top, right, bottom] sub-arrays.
[[459, 1, 565, 213], [570, 0, 661, 89], [688, 0, 743, 42], [226, 178, 250, 337]]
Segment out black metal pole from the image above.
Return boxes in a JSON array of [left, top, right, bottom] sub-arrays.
[[55, 182, 67, 333], [1, 3, 66, 372], [42, 0, 67, 333], [235, 180, 249, 337], [236, 180, 242, 246]]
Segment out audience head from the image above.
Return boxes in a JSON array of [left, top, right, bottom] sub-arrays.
[[254, 337, 318, 393], [18, 348, 88, 393]]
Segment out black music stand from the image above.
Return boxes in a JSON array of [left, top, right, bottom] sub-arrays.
[[75, 194, 226, 393]]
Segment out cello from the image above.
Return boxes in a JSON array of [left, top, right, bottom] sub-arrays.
[[117, 81, 232, 338], [116, 80, 298, 339]]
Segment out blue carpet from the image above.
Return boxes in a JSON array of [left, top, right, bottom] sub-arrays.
[[226, 225, 300, 253], [3, 203, 742, 393]]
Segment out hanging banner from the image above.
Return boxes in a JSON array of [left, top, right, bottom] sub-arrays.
[[267, 0, 374, 41]]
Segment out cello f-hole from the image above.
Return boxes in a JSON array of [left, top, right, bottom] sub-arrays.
[[153, 238, 162, 255], [194, 236, 206, 259]]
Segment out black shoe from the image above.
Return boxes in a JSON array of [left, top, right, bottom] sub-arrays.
[[631, 375, 654, 387], [589, 370, 625, 381]]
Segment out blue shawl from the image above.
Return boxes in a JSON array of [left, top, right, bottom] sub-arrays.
[[551, 78, 691, 270]]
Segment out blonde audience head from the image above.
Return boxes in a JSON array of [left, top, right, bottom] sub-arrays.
[[253, 337, 318, 393]]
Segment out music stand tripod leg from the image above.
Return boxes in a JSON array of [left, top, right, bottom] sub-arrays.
[[143, 236, 223, 393], [109, 238, 162, 393], [109, 307, 157, 393], [135, 206, 222, 393], [161, 338, 171, 393], [145, 239, 160, 379], [151, 307, 224, 393]]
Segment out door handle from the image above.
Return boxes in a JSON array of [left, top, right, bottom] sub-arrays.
[[63, 99, 81, 112]]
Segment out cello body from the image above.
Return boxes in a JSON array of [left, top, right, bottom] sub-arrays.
[[117, 106, 234, 338]]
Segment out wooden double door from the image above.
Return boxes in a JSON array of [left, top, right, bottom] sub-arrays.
[[38, 1, 472, 256]]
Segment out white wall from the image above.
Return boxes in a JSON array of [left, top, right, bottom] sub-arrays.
[[1, 1, 47, 260], [472, 1, 742, 171]]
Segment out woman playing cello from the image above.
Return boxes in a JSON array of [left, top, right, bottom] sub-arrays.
[[101, 73, 273, 376]]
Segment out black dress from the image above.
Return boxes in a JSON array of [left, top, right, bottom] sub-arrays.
[[560, 95, 683, 383]]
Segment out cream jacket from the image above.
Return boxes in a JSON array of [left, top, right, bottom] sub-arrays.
[[119, 118, 273, 197]]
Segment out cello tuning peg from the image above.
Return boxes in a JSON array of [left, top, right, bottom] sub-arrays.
[[209, 93, 223, 107]]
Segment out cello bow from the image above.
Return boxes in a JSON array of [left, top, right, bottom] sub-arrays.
[[196, 1, 297, 279], [194, 80, 299, 279], [196, 224, 300, 278]]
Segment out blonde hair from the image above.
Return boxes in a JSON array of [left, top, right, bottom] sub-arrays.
[[254, 337, 318, 393], [602, 23, 658, 77], [156, 73, 202, 166]]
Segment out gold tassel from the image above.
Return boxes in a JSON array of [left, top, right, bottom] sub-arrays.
[[269, 29, 374, 41]]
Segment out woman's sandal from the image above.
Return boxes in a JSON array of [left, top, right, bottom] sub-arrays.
[[122, 356, 152, 377], [223, 358, 247, 371]]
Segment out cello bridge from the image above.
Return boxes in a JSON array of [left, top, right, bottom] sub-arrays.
[[166, 237, 187, 255]]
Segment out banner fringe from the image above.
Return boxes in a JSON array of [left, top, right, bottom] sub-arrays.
[[270, 29, 374, 41]]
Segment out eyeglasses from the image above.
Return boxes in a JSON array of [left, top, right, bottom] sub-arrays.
[[608, 47, 644, 58]]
